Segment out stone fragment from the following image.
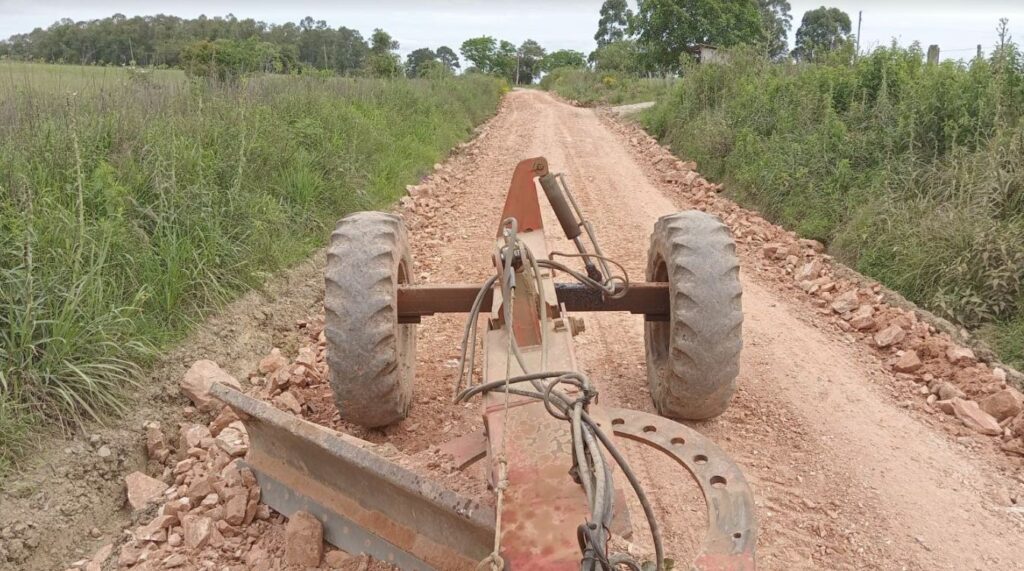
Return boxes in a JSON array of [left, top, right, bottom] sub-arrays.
[[831, 290, 860, 314], [179, 424, 211, 450], [979, 389, 1024, 422], [273, 391, 302, 415], [951, 398, 1002, 436], [946, 346, 976, 365], [209, 406, 240, 437], [874, 325, 906, 348], [162, 553, 186, 568], [224, 492, 248, 526], [796, 260, 824, 282], [258, 348, 288, 374], [324, 550, 354, 568], [216, 424, 249, 458], [285, 511, 324, 567], [295, 347, 317, 368], [932, 380, 966, 401], [137, 514, 176, 542], [935, 399, 956, 415], [893, 351, 922, 373], [145, 422, 170, 463], [182, 515, 214, 549], [993, 368, 1008, 383], [799, 238, 826, 253], [125, 471, 169, 511], [181, 360, 242, 412]]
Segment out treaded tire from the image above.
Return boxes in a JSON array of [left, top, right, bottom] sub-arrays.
[[645, 210, 743, 420], [324, 212, 415, 427]]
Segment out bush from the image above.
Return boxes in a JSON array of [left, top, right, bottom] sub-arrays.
[[643, 43, 1024, 369], [0, 65, 503, 471], [540, 67, 674, 105]]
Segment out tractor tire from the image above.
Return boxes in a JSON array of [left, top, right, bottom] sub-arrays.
[[324, 212, 415, 428], [645, 210, 743, 420]]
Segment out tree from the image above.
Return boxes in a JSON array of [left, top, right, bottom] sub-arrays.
[[592, 40, 641, 73], [516, 39, 546, 84], [758, 0, 792, 59], [436, 45, 460, 71], [543, 49, 587, 72], [367, 28, 401, 77], [405, 47, 438, 78], [370, 28, 399, 54], [595, 0, 633, 48], [792, 6, 852, 62], [493, 40, 518, 83], [460, 36, 497, 72], [633, 0, 763, 72]]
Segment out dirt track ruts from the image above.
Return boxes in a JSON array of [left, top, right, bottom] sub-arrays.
[[401, 89, 1024, 570]]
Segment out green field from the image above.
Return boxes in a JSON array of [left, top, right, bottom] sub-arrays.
[[0, 62, 503, 473]]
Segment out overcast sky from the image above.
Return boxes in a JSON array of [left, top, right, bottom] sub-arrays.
[[1, 0, 1022, 61]]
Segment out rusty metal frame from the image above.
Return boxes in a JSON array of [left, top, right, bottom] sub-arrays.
[[396, 282, 670, 323], [211, 383, 494, 570]]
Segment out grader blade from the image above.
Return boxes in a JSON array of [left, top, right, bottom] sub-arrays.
[[210, 383, 494, 570]]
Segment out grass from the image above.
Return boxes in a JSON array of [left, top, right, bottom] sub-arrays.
[[0, 62, 503, 475], [540, 67, 675, 106], [641, 44, 1024, 370]]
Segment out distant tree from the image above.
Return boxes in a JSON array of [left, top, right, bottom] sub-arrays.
[[543, 49, 587, 71], [592, 39, 641, 73], [758, 0, 793, 59], [367, 28, 401, 77], [516, 39, 546, 84], [460, 36, 497, 72], [595, 0, 633, 48], [330, 27, 370, 74], [370, 28, 399, 54], [792, 6, 852, 61], [405, 47, 438, 78], [436, 45, 461, 71], [633, 0, 763, 72], [180, 38, 296, 80], [493, 40, 518, 83]]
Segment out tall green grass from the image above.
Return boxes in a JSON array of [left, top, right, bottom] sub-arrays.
[[0, 63, 503, 473], [642, 44, 1024, 369], [540, 67, 675, 105]]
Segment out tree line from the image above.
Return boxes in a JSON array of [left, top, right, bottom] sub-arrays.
[[0, 3, 863, 80], [589, 0, 857, 74]]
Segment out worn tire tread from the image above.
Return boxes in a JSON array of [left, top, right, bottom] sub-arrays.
[[645, 210, 743, 420], [324, 212, 415, 427]]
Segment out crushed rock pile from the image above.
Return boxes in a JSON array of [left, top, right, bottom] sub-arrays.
[[601, 110, 1024, 460]]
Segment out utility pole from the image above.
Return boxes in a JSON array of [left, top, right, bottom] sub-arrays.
[[515, 53, 521, 85]]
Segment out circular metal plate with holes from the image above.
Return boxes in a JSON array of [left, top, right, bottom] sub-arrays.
[[603, 406, 757, 570]]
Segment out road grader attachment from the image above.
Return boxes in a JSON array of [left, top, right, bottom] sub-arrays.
[[214, 157, 756, 570]]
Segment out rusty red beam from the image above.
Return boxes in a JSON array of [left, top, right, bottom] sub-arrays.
[[397, 282, 669, 322]]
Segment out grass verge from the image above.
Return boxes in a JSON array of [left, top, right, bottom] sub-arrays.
[[641, 45, 1024, 370], [0, 63, 503, 474]]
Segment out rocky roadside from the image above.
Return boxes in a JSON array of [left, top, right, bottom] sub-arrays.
[[600, 109, 1024, 466], [46, 113, 504, 571]]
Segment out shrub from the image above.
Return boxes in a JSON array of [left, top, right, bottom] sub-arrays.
[[643, 44, 1024, 369]]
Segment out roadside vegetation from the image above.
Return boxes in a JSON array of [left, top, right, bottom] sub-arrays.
[[0, 63, 503, 473], [541, 1, 1024, 369], [539, 68, 673, 105], [644, 39, 1024, 368]]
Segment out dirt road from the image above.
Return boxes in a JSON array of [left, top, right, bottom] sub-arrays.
[[8, 89, 1024, 571], [400, 90, 1024, 570]]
